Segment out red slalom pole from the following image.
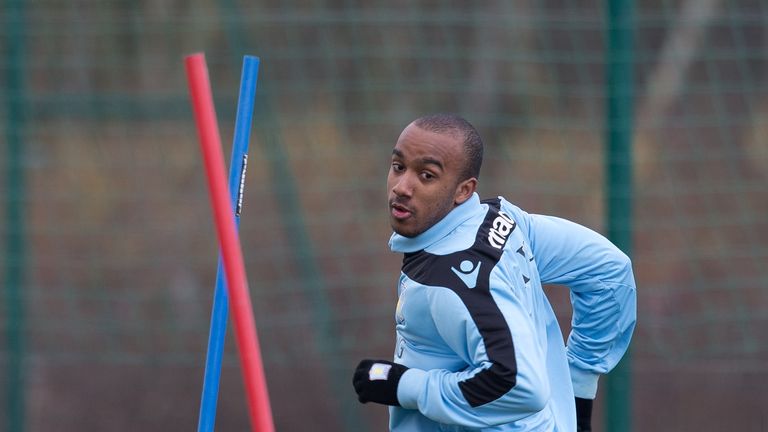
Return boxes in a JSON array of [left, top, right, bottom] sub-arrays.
[[184, 52, 275, 432]]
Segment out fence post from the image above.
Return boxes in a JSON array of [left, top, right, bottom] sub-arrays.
[[4, 1, 27, 431], [605, 0, 634, 431]]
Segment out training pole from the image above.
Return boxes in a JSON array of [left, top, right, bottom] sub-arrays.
[[185, 53, 274, 432], [197, 55, 260, 432]]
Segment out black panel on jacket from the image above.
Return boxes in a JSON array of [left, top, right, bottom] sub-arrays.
[[401, 199, 518, 408]]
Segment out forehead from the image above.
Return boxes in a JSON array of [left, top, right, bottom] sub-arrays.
[[392, 124, 464, 167]]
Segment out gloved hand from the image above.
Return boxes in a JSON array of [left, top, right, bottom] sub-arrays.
[[352, 359, 409, 406], [575, 397, 593, 432]]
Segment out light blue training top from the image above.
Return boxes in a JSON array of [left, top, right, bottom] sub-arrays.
[[387, 193, 636, 432]]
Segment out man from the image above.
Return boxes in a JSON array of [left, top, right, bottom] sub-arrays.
[[352, 113, 636, 431]]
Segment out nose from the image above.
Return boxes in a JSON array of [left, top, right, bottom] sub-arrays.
[[391, 172, 413, 198]]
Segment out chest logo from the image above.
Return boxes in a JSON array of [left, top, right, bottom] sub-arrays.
[[451, 260, 482, 289], [396, 280, 408, 324]]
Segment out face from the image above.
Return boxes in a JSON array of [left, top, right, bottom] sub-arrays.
[[387, 123, 477, 237]]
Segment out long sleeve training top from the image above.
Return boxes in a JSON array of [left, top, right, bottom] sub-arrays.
[[387, 193, 636, 431]]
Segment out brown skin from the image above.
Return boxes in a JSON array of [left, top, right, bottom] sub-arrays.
[[387, 122, 478, 237]]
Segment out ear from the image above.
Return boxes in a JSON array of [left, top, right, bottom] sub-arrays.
[[454, 177, 478, 206]]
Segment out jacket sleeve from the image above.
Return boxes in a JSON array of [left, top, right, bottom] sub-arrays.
[[396, 285, 551, 427], [523, 211, 637, 399]]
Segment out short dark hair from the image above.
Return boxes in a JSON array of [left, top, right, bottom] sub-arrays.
[[413, 113, 484, 181]]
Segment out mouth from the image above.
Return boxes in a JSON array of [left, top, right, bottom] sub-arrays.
[[390, 201, 413, 220]]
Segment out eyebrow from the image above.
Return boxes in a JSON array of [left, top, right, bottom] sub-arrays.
[[392, 149, 444, 171]]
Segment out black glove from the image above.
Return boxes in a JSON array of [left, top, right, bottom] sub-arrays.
[[575, 397, 593, 432], [352, 359, 409, 406]]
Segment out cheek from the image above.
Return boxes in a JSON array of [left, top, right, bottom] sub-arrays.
[[425, 184, 456, 213]]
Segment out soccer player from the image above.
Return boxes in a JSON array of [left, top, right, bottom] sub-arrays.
[[352, 113, 636, 431]]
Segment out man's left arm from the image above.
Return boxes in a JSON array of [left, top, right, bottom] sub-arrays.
[[520, 210, 637, 402]]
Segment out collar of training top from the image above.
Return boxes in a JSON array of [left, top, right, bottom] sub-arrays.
[[389, 193, 484, 254]]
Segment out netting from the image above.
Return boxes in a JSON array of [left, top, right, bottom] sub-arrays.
[[1, 1, 767, 431]]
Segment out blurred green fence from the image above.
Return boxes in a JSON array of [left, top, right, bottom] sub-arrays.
[[2, 1, 767, 431]]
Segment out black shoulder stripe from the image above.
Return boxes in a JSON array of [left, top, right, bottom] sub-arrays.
[[402, 198, 517, 407]]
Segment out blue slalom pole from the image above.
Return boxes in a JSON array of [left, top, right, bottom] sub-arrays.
[[197, 55, 260, 432]]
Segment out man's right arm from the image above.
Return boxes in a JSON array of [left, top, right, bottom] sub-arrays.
[[394, 286, 552, 428]]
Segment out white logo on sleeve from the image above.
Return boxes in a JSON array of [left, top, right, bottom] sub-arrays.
[[451, 260, 482, 289], [369, 363, 393, 380], [488, 211, 516, 249]]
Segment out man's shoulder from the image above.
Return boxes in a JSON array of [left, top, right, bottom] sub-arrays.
[[482, 195, 525, 213], [482, 196, 533, 229]]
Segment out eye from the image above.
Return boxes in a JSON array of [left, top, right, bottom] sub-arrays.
[[420, 171, 436, 181], [391, 162, 405, 173]]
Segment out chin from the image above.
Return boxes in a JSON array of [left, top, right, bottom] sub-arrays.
[[391, 223, 420, 238]]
